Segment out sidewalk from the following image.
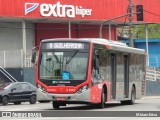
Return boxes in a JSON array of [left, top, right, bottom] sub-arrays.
[[141, 96, 160, 99]]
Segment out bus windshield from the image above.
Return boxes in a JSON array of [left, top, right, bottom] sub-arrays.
[[39, 50, 89, 81]]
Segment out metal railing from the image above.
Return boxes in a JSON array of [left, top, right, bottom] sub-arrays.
[[0, 49, 33, 68], [146, 66, 160, 81], [0, 66, 18, 82], [26, 55, 33, 68]]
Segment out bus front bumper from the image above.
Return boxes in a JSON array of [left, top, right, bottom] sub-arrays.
[[36, 88, 91, 103]]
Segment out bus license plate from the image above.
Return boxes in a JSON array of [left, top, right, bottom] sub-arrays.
[[56, 97, 66, 101]]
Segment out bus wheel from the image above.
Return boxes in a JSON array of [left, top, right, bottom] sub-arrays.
[[128, 87, 136, 105], [52, 101, 60, 109], [121, 101, 127, 105], [98, 89, 106, 109]]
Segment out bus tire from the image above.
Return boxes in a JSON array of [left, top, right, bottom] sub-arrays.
[[52, 101, 60, 109], [121, 100, 127, 105], [121, 87, 136, 105], [128, 86, 136, 105], [98, 89, 106, 109]]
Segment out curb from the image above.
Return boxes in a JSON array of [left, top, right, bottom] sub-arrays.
[[141, 96, 160, 99]]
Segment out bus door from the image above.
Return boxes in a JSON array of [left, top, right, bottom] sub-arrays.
[[124, 55, 129, 98], [111, 53, 116, 99]]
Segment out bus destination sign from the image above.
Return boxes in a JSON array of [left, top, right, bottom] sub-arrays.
[[46, 43, 84, 49]]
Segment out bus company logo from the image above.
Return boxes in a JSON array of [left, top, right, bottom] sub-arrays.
[[25, 3, 39, 15], [2, 112, 11, 118], [24, 1, 92, 18]]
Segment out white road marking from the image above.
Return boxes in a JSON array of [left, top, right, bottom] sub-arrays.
[[1, 107, 41, 111]]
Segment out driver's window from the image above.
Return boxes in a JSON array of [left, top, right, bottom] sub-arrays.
[[92, 47, 100, 79], [91, 44, 108, 81]]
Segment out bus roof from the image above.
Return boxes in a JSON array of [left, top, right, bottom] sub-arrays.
[[41, 38, 145, 55]]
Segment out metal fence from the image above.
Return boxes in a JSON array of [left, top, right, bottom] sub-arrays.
[[26, 55, 33, 68], [0, 49, 33, 68], [146, 66, 160, 82]]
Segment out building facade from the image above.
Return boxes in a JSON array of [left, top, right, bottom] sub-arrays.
[[120, 38, 160, 67], [0, 0, 160, 68]]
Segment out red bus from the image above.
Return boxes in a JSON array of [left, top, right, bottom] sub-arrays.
[[32, 38, 146, 109]]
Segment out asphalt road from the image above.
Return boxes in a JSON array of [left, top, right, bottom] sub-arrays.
[[0, 96, 160, 119], [0, 96, 160, 111]]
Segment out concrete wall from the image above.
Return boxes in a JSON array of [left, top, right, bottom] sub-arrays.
[[146, 80, 160, 96], [0, 67, 36, 86], [23, 68, 36, 86], [5, 68, 23, 82]]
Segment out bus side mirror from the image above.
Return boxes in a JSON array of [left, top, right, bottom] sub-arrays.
[[94, 50, 100, 73], [31, 51, 36, 64], [94, 58, 99, 70], [31, 47, 39, 64]]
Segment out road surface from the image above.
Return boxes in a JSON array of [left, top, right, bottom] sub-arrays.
[[0, 96, 160, 119]]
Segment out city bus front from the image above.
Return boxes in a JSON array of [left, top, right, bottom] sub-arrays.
[[36, 40, 92, 108]]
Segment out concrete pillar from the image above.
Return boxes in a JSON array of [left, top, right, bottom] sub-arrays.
[[68, 21, 71, 38], [109, 24, 111, 40], [145, 25, 149, 66], [22, 19, 27, 67]]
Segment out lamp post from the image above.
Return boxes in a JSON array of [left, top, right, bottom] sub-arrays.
[[145, 24, 149, 66]]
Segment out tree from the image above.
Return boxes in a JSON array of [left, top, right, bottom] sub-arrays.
[[135, 24, 160, 39]]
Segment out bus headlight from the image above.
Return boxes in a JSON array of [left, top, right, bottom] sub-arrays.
[[77, 85, 88, 94], [37, 84, 46, 93]]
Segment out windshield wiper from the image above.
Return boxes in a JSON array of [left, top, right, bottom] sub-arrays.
[[63, 50, 78, 71], [66, 50, 78, 64], [50, 50, 62, 64], [42, 64, 51, 73]]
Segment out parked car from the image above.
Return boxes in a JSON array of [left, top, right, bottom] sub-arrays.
[[0, 82, 37, 105]]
